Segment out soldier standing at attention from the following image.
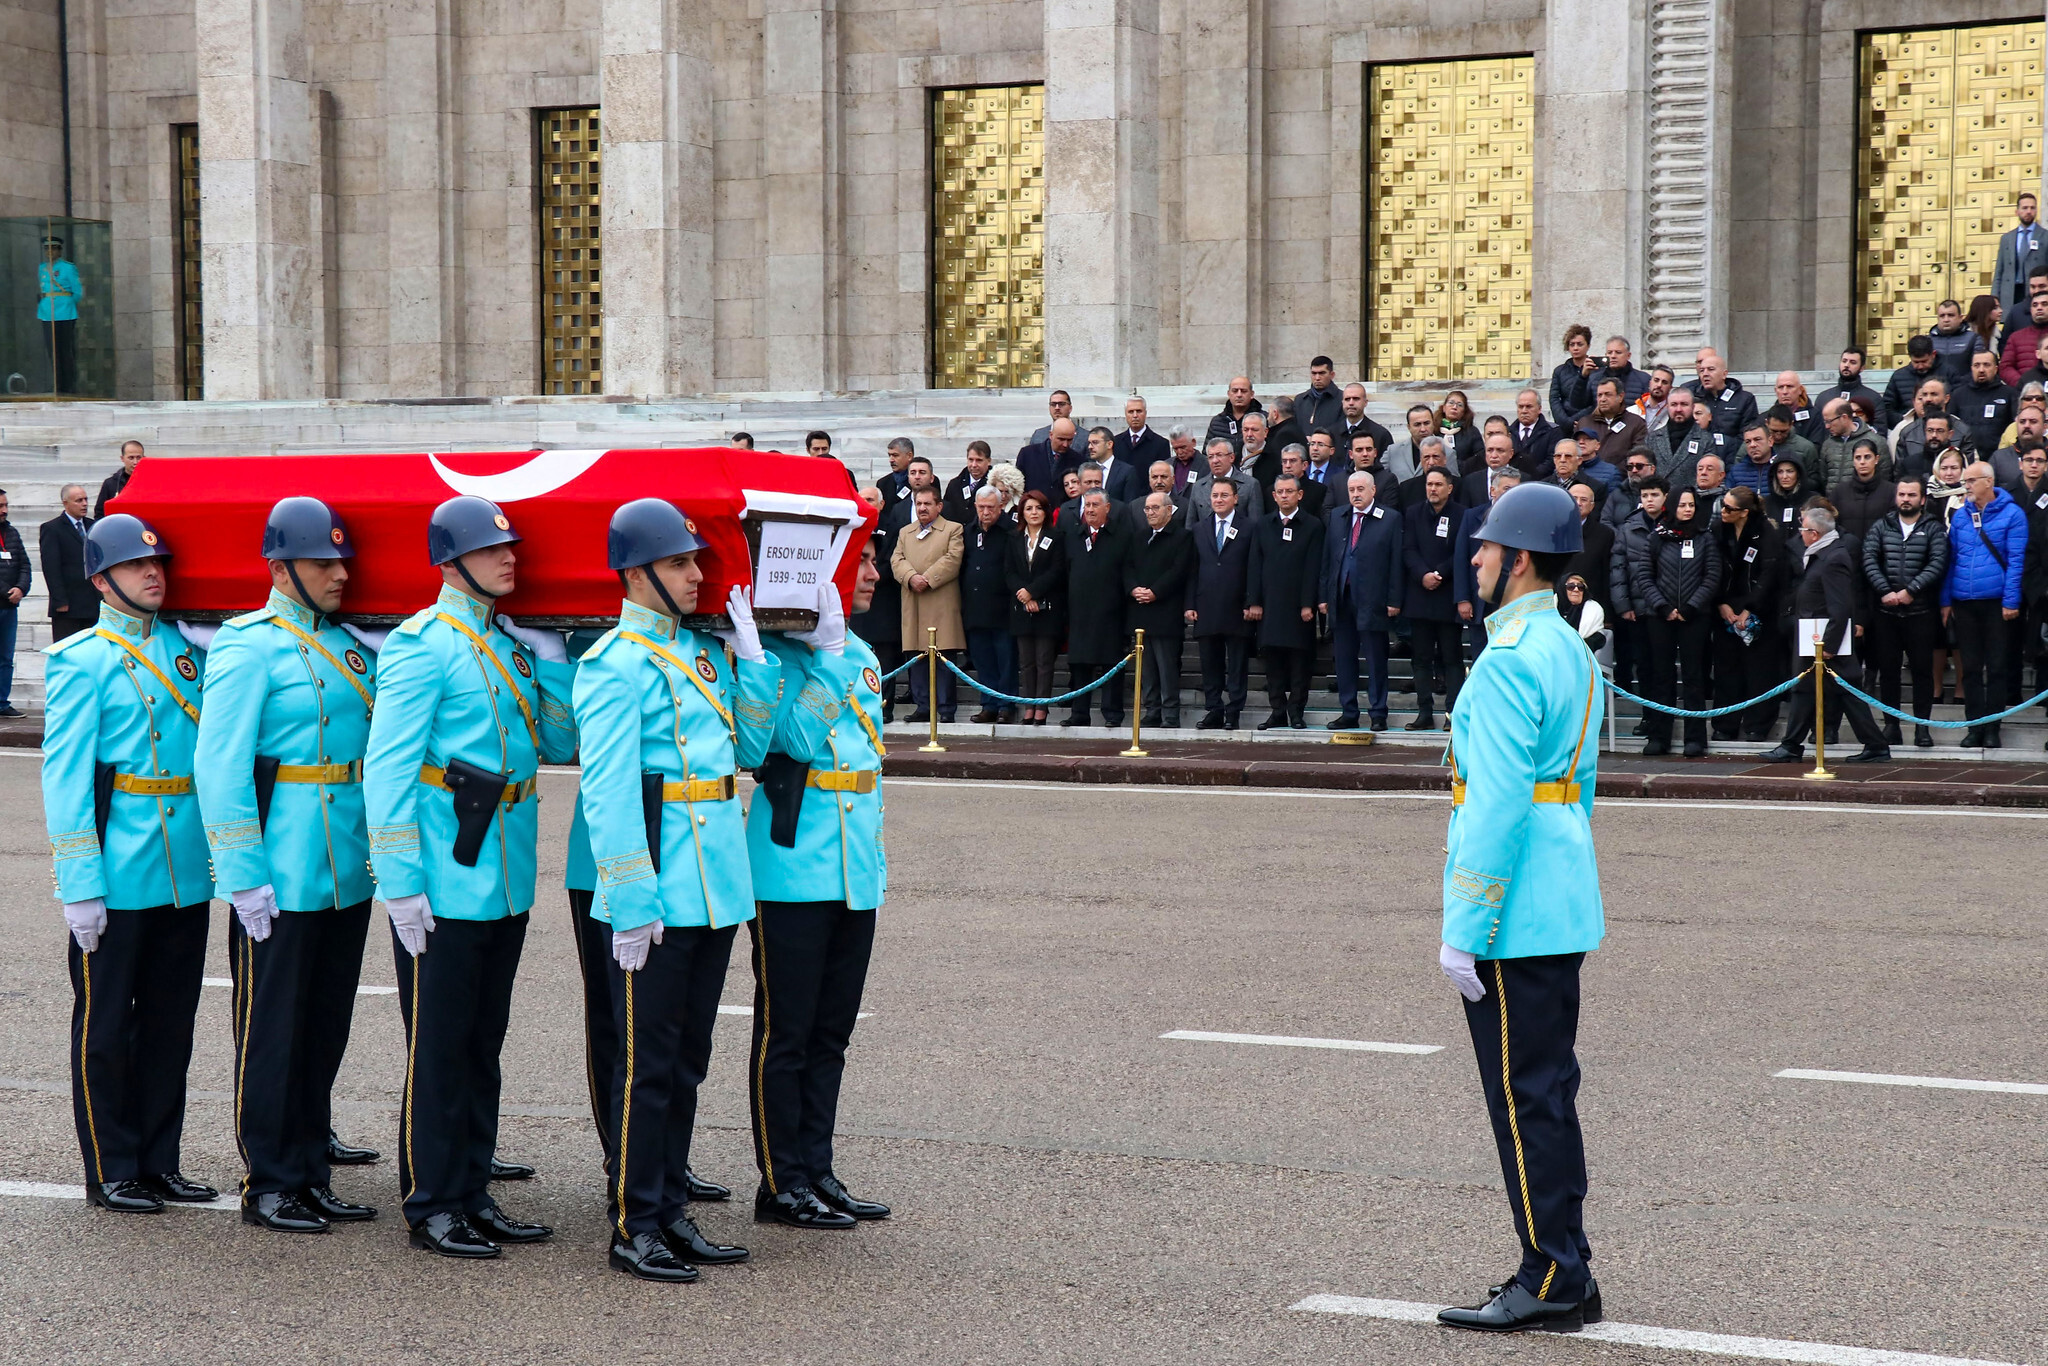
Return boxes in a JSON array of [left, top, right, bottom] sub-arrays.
[[41, 515, 218, 1213], [746, 542, 891, 1230], [573, 499, 784, 1281], [1434, 481, 1607, 1334], [364, 495, 578, 1258], [196, 497, 380, 1234]]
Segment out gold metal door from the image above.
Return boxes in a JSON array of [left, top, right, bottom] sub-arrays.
[[174, 124, 202, 400], [1858, 22, 2043, 368], [931, 85, 1044, 389], [1367, 57, 1533, 382], [539, 108, 603, 395]]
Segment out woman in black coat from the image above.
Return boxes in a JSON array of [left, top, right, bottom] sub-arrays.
[[1005, 490, 1066, 724], [1400, 468, 1465, 729], [1627, 487, 1724, 756], [1710, 486, 1787, 742]]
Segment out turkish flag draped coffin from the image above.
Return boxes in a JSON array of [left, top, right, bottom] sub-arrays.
[[106, 448, 872, 627]]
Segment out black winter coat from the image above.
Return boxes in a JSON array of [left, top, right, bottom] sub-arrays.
[[1860, 511, 1948, 614], [1567, 514, 1615, 611], [958, 520, 1016, 631], [1250, 510, 1325, 648], [1715, 515, 1786, 623], [851, 512, 903, 645], [1186, 512, 1260, 638], [1400, 497, 1465, 621], [1005, 523, 1067, 637], [1629, 519, 1723, 619], [1827, 476, 1896, 544], [1124, 521, 1194, 639], [1062, 516, 1133, 661]]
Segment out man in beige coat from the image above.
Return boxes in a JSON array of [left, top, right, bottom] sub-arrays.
[[891, 484, 965, 721]]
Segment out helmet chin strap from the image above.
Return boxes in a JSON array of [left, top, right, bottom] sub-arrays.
[[644, 561, 687, 621], [103, 564, 157, 622], [1483, 546, 1513, 608], [453, 555, 506, 603], [282, 559, 328, 626]]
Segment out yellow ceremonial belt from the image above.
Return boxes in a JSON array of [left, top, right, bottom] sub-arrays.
[[110, 772, 193, 795], [806, 770, 877, 794], [1448, 660, 1600, 809], [418, 764, 537, 806], [95, 629, 199, 722], [275, 760, 363, 783], [435, 612, 540, 746], [658, 775, 737, 802], [844, 690, 886, 756], [618, 629, 737, 744], [270, 616, 374, 715]]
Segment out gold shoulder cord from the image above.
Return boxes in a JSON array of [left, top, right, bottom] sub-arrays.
[[269, 617, 374, 714], [95, 629, 199, 722], [435, 612, 539, 746], [618, 630, 737, 745]]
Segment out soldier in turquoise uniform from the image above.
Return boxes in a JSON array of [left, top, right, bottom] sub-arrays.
[[364, 495, 578, 1258], [1434, 482, 1607, 1334], [195, 497, 380, 1234], [745, 540, 892, 1230], [572, 498, 784, 1282], [41, 514, 219, 1213]]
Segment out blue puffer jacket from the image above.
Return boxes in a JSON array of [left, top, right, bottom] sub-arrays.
[[1941, 487, 2028, 608]]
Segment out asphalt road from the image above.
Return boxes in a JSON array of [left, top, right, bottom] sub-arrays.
[[0, 756, 2043, 1364]]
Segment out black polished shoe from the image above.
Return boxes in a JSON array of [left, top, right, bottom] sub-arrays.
[[906, 709, 931, 724], [327, 1130, 380, 1165], [1060, 712, 1088, 727], [969, 709, 998, 724], [1630, 720, 1649, 738], [1841, 745, 1891, 764], [1484, 1277, 1601, 1324], [301, 1185, 377, 1222], [1883, 718, 1903, 746], [1256, 711, 1287, 730], [814, 1172, 890, 1221], [754, 1185, 856, 1229], [1641, 739, 1670, 757], [1139, 712, 1164, 728], [1916, 726, 1934, 748], [410, 1211, 500, 1258], [143, 1172, 219, 1203], [86, 1180, 163, 1213], [662, 1214, 750, 1265], [1404, 715, 1435, 731], [489, 1156, 535, 1182], [469, 1201, 552, 1243], [1437, 1282, 1583, 1333], [1960, 728, 1984, 748], [1369, 717, 1388, 732], [683, 1166, 731, 1203], [1326, 714, 1360, 731], [1758, 744, 1802, 763], [242, 1191, 329, 1233], [1195, 712, 1224, 730], [611, 1230, 698, 1282], [1682, 739, 1706, 758]]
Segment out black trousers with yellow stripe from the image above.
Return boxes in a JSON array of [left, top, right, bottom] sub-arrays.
[[566, 889, 618, 1163], [392, 913, 527, 1228], [606, 922, 737, 1237], [1460, 952, 1593, 1304], [67, 904, 209, 1185], [748, 901, 876, 1195], [229, 901, 372, 1196]]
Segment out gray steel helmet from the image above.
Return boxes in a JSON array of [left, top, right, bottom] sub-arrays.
[[262, 496, 354, 560], [607, 498, 707, 570], [1475, 482, 1582, 555], [85, 513, 172, 577], [427, 495, 521, 566]]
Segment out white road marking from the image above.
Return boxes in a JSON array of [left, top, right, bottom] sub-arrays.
[[201, 977, 397, 996], [1775, 1068, 2048, 1097], [718, 1004, 872, 1019], [1163, 1030, 1441, 1055], [0, 1180, 239, 1212], [1290, 1295, 2026, 1366]]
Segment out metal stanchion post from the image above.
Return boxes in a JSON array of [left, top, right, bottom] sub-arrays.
[[1122, 629, 1148, 758], [920, 626, 946, 753], [1803, 657, 1832, 781]]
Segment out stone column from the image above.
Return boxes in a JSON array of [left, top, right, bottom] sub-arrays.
[[1536, 0, 1647, 371], [1178, 0, 1261, 383], [1043, 0, 1160, 388], [385, 0, 464, 395], [197, 0, 317, 399], [601, 0, 714, 396], [762, 0, 840, 391]]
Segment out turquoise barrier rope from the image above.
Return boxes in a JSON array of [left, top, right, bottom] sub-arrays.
[[934, 651, 1135, 708], [1607, 672, 1808, 720], [878, 656, 919, 683], [1827, 669, 2048, 728]]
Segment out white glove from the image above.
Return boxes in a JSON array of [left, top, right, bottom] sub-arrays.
[[175, 620, 219, 651], [1440, 943, 1486, 1003], [495, 615, 569, 662], [790, 578, 846, 655], [612, 919, 664, 972], [714, 586, 766, 663], [230, 885, 279, 943], [63, 898, 107, 953], [340, 622, 391, 653], [385, 893, 436, 957]]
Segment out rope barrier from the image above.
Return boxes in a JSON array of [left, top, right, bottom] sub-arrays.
[[936, 651, 1137, 708], [1826, 670, 2048, 729], [1607, 671, 1808, 720], [877, 656, 919, 683]]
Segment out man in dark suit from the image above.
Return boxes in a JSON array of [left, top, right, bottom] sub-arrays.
[[1060, 490, 1133, 727], [1508, 389, 1558, 471], [1565, 482, 1616, 613], [1264, 395, 1308, 472], [1994, 192, 2048, 313], [1336, 383, 1394, 460], [1124, 491, 1194, 728], [1278, 446, 1327, 519], [1249, 475, 1325, 728], [1112, 397, 1172, 485], [942, 441, 995, 524], [1016, 418, 1081, 497], [1084, 425, 1146, 504], [1344, 432, 1400, 507], [38, 482, 95, 641], [1186, 479, 1259, 728], [1760, 503, 1891, 763], [1396, 435, 1454, 510], [94, 440, 143, 517], [878, 436, 917, 510], [1400, 468, 1466, 730], [1319, 470, 1404, 730], [1461, 428, 1518, 508], [1453, 467, 1522, 659], [1302, 430, 1343, 504], [958, 487, 1019, 724], [1059, 461, 1120, 527]]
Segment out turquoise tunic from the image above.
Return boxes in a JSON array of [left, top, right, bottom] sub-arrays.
[[1442, 589, 1605, 960], [195, 588, 377, 912], [41, 602, 214, 909], [363, 584, 578, 920], [570, 599, 783, 931], [745, 634, 887, 910]]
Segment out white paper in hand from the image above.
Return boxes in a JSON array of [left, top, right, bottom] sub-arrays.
[[753, 520, 837, 610]]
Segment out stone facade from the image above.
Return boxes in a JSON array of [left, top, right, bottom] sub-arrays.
[[10, 0, 2048, 399]]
